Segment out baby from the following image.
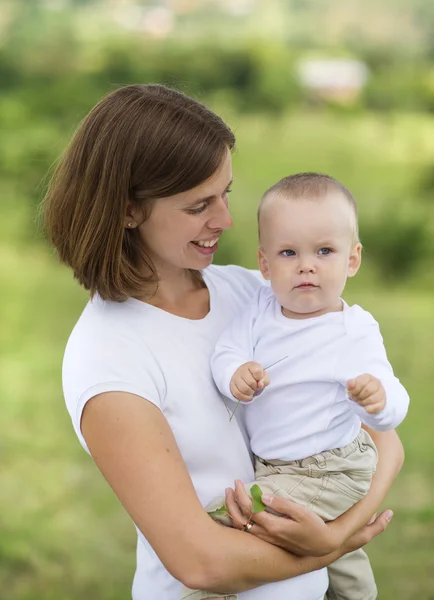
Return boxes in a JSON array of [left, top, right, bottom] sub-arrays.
[[182, 173, 409, 600]]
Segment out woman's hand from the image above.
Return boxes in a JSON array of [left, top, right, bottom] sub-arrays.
[[226, 482, 393, 557], [225, 482, 343, 556], [226, 428, 403, 556]]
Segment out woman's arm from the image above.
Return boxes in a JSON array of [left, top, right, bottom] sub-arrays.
[[229, 426, 403, 556], [81, 392, 390, 593], [332, 426, 404, 540]]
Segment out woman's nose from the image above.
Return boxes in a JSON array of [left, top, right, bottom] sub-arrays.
[[207, 198, 233, 231]]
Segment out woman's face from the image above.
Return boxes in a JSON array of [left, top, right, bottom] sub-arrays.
[[136, 150, 233, 276]]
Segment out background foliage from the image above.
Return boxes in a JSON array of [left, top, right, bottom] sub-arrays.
[[1, 1, 434, 598]]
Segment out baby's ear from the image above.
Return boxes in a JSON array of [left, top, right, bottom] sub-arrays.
[[258, 247, 270, 280], [348, 243, 362, 277]]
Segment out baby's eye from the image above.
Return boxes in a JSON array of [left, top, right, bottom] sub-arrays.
[[318, 247, 333, 255], [281, 249, 296, 257]]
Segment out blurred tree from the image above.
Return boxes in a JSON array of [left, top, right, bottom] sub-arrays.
[[361, 208, 429, 279]]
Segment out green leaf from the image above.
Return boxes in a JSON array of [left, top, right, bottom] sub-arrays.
[[208, 504, 228, 518], [250, 484, 266, 513]]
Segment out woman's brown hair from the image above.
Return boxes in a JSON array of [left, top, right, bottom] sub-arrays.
[[42, 84, 235, 301]]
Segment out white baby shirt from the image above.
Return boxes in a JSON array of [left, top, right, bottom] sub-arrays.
[[212, 284, 409, 461]]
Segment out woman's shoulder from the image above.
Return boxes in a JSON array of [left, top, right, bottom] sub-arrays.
[[65, 296, 142, 351], [204, 263, 264, 290], [63, 297, 165, 451], [204, 264, 270, 316], [63, 296, 163, 397]]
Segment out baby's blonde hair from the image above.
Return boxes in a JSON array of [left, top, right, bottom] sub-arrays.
[[259, 172, 360, 244]]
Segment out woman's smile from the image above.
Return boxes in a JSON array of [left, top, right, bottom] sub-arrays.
[[191, 236, 220, 255]]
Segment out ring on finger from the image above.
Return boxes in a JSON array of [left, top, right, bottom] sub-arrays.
[[242, 520, 254, 532]]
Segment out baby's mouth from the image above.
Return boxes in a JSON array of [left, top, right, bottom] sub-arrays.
[[295, 283, 319, 289]]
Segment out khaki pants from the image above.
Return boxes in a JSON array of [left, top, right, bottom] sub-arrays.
[[182, 429, 378, 600]]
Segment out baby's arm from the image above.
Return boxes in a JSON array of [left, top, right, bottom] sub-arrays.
[[211, 288, 268, 402], [336, 320, 409, 431]]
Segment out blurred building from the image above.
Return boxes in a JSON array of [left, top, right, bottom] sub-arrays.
[[297, 58, 369, 104]]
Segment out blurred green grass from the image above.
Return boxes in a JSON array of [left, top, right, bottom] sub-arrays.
[[1, 111, 434, 599]]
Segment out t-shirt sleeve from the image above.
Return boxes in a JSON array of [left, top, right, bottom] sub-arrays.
[[334, 312, 409, 431], [211, 285, 265, 402], [247, 269, 266, 284], [62, 322, 166, 453]]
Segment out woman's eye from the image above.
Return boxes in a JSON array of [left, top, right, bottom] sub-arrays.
[[222, 187, 232, 205], [281, 249, 296, 257], [318, 247, 333, 255], [187, 204, 207, 215]]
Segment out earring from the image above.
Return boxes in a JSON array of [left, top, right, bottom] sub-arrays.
[[128, 222, 133, 228]]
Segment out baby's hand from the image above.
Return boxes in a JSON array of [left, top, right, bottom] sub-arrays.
[[347, 374, 386, 414], [230, 362, 270, 402]]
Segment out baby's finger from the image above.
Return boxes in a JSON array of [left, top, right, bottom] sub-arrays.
[[236, 377, 255, 396], [242, 372, 260, 391], [347, 382, 363, 399], [356, 380, 380, 402], [260, 371, 270, 388], [347, 374, 371, 398], [231, 381, 253, 402], [365, 402, 385, 414], [349, 382, 371, 401], [248, 363, 265, 382], [357, 390, 383, 407]]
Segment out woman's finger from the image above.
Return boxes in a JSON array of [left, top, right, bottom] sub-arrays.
[[233, 481, 312, 526], [225, 487, 251, 529], [231, 481, 279, 534], [232, 481, 341, 556], [232, 480, 254, 517], [345, 509, 393, 553], [371, 510, 392, 532], [260, 491, 309, 522], [224, 487, 273, 543], [366, 512, 377, 525], [225, 488, 258, 533]]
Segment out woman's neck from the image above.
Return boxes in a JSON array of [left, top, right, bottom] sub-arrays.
[[136, 268, 209, 318]]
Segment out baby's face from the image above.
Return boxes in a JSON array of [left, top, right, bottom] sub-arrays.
[[258, 192, 362, 319]]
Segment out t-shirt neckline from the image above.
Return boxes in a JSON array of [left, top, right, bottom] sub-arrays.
[[124, 268, 214, 324], [274, 297, 347, 325]]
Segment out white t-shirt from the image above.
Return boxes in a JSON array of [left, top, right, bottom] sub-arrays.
[[62, 265, 328, 600], [212, 284, 409, 461]]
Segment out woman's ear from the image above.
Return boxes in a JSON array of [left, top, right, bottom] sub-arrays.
[[124, 199, 147, 229], [258, 247, 270, 280], [124, 200, 136, 229], [348, 243, 362, 278]]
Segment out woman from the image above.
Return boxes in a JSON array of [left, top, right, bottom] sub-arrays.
[[43, 84, 403, 599]]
